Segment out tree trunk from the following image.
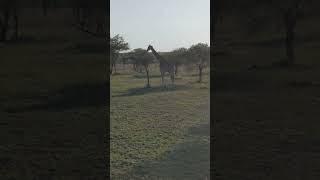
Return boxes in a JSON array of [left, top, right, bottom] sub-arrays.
[[110, 65, 113, 75], [111, 53, 119, 75], [145, 66, 150, 87], [175, 63, 178, 75], [110, 59, 114, 75], [0, 9, 10, 42], [198, 65, 203, 83], [42, 0, 48, 16], [114, 63, 117, 74], [13, 8, 18, 40], [284, 11, 296, 66]]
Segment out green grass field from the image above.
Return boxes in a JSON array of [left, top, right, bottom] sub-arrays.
[[110, 66, 210, 179]]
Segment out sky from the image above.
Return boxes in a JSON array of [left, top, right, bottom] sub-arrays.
[[110, 0, 210, 52]]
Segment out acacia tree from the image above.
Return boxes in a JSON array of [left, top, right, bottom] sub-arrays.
[[165, 47, 188, 76], [110, 34, 129, 75], [230, 0, 314, 66], [129, 48, 154, 87], [267, 0, 310, 66], [130, 57, 144, 73], [187, 43, 210, 83]]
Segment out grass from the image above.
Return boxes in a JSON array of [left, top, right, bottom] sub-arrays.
[[0, 9, 107, 180], [110, 66, 210, 179], [213, 21, 320, 179]]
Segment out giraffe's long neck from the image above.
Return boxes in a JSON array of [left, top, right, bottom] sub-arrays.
[[150, 47, 169, 65]]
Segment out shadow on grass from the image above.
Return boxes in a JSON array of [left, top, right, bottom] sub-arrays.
[[59, 42, 107, 54], [4, 82, 107, 113], [212, 71, 265, 93], [125, 124, 210, 180], [4, 36, 38, 44], [133, 74, 183, 80], [247, 61, 314, 71], [188, 123, 210, 137], [231, 37, 284, 48], [230, 35, 320, 48], [133, 74, 162, 79], [184, 72, 210, 77], [114, 84, 192, 97]]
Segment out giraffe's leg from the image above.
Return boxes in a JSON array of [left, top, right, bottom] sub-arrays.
[[165, 73, 168, 90], [171, 73, 174, 86], [164, 74, 167, 89], [161, 73, 164, 89]]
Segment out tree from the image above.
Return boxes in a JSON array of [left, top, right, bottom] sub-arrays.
[[129, 48, 155, 87], [228, 0, 314, 66], [187, 43, 210, 83], [110, 34, 129, 75], [267, 0, 310, 66], [164, 47, 188, 76], [244, 0, 315, 66], [129, 56, 144, 73]]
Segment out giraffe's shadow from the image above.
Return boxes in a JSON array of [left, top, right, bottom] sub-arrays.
[[133, 74, 162, 79], [133, 74, 183, 80], [114, 84, 192, 97]]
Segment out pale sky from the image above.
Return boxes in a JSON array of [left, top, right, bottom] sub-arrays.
[[110, 0, 210, 52]]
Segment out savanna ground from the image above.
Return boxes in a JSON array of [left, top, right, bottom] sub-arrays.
[[213, 16, 320, 180], [110, 65, 210, 179], [0, 9, 107, 179]]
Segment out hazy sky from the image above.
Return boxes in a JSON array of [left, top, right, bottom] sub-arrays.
[[111, 0, 210, 52]]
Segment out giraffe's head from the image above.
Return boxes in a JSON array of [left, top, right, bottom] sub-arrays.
[[147, 45, 153, 51]]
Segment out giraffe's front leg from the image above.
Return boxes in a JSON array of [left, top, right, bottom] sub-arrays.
[[161, 74, 164, 89]]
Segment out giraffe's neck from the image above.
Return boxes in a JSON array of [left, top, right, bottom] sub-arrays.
[[150, 47, 168, 65]]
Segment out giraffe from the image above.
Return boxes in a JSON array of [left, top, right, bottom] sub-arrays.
[[147, 45, 175, 88]]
